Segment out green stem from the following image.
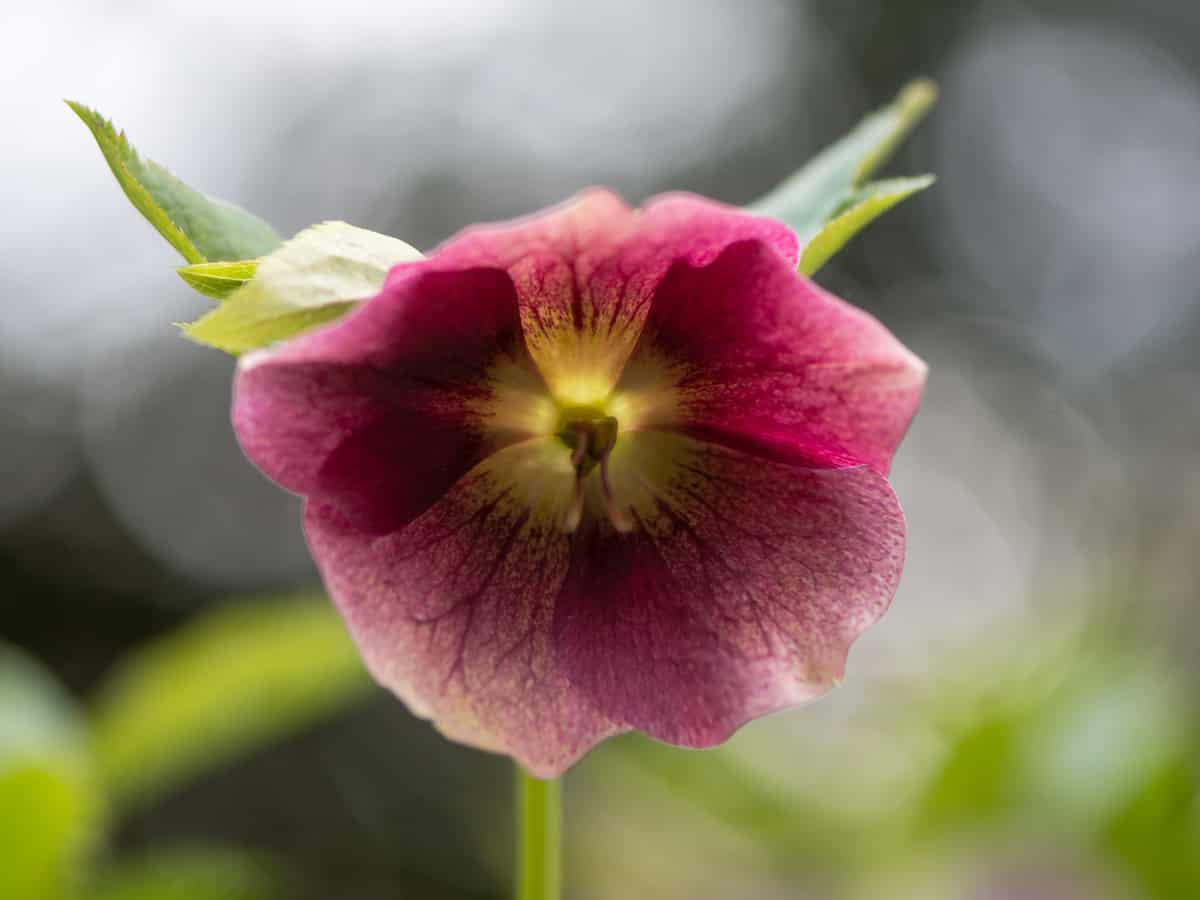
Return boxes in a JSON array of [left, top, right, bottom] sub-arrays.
[[515, 766, 562, 900]]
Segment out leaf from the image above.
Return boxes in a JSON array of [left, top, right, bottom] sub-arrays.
[[67, 102, 281, 263], [177, 261, 259, 300], [92, 849, 288, 900], [182, 221, 422, 354], [1103, 752, 1200, 900], [0, 645, 88, 768], [1022, 656, 1190, 826], [798, 175, 935, 275], [749, 79, 937, 237], [0, 644, 103, 900], [0, 767, 97, 900], [603, 736, 854, 869], [89, 595, 371, 811]]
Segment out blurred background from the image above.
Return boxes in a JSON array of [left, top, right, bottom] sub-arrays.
[[3, 0, 1199, 898]]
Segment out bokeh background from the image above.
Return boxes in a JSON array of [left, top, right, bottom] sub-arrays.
[[3, 0, 1199, 898]]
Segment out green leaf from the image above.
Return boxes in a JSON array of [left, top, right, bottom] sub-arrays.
[[67, 102, 281, 263], [1103, 751, 1200, 900], [0, 644, 103, 900], [0, 645, 87, 768], [1022, 657, 1188, 825], [602, 736, 854, 869], [92, 849, 288, 900], [798, 175, 935, 276], [0, 767, 97, 900], [177, 261, 259, 301], [182, 221, 422, 354], [89, 595, 371, 811], [749, 79, 937, 237]]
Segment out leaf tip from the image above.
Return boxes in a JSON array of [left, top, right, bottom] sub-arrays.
[[897, 79, 938, 124]]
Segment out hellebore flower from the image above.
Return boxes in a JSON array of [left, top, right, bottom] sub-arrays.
[[232, 190, 926, 777]]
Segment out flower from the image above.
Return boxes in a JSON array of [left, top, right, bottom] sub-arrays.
[[232, 190, 926, 777]]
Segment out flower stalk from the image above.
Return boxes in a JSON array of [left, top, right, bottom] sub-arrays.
[[516, 766, 562, 900]]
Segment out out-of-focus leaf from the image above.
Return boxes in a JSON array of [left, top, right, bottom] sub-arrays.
[[182, 221, 422, 354], [913, 714, 1026, 836], [177, 261, 259, 301], [1022, 657, 1188, 826], [604, 735, 853, 869], [1102, 750, 1200, 900], [749, 79, 936, 238], [89, 595, 371, 811], [92, 848, 288, 900], [798, 175, 935, 275], [1, 644, 87, 766], [0, 644, 103, 900], [0, 767, 96, 900], [67, 102, 280, 263], [911, 640, 1195, 852]]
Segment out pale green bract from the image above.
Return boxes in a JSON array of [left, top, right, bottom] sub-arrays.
[[67, 102, 281, 263], [798, 175, 936, 276], [182, 221, 423, 354], [750, 79, 937, 275], [176, 260, 260, 300]]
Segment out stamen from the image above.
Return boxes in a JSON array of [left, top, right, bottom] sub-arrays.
[[563, 425, 590, 532], [558, 415, 633, 534], [569, 427, 590, 468], [599, 454, 634, 533], [563, 477, 585, 534]]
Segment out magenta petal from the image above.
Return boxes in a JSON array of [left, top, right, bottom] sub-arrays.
[[418, 190, 801, 404], [632, 192, 801, 269], [305, 440, 623, 777], [631, 239, 926, 474], [234, 266, 531, 534], [427, 188, 635, 273], [554, 432, 905, 747]]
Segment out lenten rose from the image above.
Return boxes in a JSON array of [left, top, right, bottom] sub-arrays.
[[232, 189, 926, 777]]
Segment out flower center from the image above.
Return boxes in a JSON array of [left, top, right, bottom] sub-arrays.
[[556, 406, 633, 534]]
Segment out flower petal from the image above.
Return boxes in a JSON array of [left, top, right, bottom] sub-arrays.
[[234, 265, 550, 534], [422, 190, 799, 408], [306, 439, 624, 777], [633, 192, 801, 269], [425, 189, 639, 404], [621, 239, 926, 474], [554, 430, 905, 747]]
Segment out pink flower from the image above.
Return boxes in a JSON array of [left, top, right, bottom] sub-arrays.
[[232, 190, 926, 777]]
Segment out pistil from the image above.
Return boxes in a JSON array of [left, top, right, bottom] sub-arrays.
[[558, 413, 633, 534]]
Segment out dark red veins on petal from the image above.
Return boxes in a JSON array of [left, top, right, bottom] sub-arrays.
[[631, 239, 927, 475], [234, 265, 532, 535], [553, 433, 906, 748]]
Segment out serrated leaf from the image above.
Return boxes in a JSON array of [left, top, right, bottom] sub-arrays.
[[67, 102, 281, 263], [183, 220, 422, 354], [93, 849, 288, 900], [798, 175, 934, 276], [0, 644, 102, 900], [89, 595, 371, 811], [177, 260, 259, 300], [749, 79, 937, 237]]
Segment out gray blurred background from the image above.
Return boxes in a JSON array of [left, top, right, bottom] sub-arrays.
[[3, 0, 1199, 898]]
